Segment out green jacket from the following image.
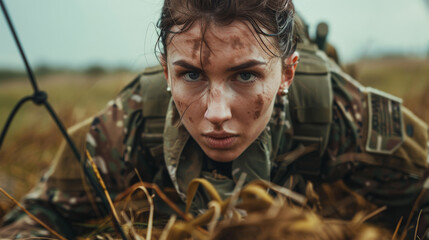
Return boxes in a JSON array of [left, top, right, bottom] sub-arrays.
[[1, 43, 428, 239]]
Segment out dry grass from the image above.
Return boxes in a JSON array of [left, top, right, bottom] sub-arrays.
[[0, 72, 135, 204], [345, 57, 429, 123], [73, 179, 395, 240]]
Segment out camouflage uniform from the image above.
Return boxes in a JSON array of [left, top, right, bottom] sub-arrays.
[[1, 43, 428, 239]]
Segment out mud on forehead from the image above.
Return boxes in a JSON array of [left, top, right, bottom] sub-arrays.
[[166, 20, 280, 65]]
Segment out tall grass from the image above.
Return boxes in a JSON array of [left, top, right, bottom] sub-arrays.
[[348, 57, 429, 123], [0, 72, 135, 204]]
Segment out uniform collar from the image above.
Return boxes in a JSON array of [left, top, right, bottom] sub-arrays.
[[163, 96, 288, 202]]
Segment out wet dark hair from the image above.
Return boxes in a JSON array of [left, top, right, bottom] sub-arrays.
[[157, 0, 297, 62]]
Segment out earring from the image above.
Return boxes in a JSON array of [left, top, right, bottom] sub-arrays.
[[279, 88, 288, 96], [166, 85, 171, 92]]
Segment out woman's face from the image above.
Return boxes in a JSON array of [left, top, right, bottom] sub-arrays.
[[163, 20, 296, 162]]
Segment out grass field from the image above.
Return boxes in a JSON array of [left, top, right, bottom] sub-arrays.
[[0, 72, 135, 202], [348, 57, 429, 122], [0, 57, 428, 219]]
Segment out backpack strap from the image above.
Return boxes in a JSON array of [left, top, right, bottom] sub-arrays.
[[139, 66, 170, 159], [287, 43, 333, 175]]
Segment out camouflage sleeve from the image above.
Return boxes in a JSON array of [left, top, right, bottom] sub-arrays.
[[0, 75, 147, 238], [322, 65, 429, 236]]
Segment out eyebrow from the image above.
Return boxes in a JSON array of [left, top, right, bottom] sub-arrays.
[[227, 60, 267, 72], [172, 60, 201, 71], [172, 59, 267, 72]]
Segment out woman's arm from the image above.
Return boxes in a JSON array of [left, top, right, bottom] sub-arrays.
[[322, 61, 429, 236]]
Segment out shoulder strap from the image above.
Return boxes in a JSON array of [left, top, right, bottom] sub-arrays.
[[138, 66, 170, 159], [140, 65, 171, 118], [289, 43, 333, 156]]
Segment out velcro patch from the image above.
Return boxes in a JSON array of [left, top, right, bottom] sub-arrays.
[[366, 87, 404, 154]]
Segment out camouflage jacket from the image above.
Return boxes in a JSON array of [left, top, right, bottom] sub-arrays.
[[1, 43, 428, 239]]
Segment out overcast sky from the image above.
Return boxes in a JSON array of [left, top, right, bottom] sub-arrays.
[[1, 0, 428, 71]]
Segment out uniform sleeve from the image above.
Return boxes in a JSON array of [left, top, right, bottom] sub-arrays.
[[0, 76, 146, 238], [322, 67, 429, 236]]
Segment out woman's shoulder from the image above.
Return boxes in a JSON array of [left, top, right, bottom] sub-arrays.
[[287, 43, 428, 178], [116, 65, 170, 118]]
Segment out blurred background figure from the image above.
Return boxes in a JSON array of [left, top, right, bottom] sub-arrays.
[[315, 22, 340, 65], [295, 14, 340, 64]]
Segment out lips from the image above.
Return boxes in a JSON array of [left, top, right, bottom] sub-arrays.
[[202, 132, 239, 149]]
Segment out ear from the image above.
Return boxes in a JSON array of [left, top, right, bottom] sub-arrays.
[[279, 51, 299, 93], [160, 55, 170, 86]]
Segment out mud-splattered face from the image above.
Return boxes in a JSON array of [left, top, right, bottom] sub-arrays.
[[163, 20, 295, 162]]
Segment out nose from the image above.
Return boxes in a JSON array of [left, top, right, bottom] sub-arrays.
[[204, 87, 232, 126]]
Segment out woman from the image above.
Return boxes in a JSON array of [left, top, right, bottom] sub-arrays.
[[1, 0, 428, 238]]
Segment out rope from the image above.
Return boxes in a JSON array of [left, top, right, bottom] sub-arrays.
[[0, 1, 127, 239], [0, 1, 38, 93], [0, 95, 33, 147]]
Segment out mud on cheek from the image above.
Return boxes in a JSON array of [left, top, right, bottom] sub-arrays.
[[175, 100, 190, 115], [174, 93, 207, 123], [253, 94, 264, 120]]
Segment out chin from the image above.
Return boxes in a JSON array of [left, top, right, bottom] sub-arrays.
[[203, 148, 240, 162]]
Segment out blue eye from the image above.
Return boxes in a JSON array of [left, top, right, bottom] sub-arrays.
[[237, 72, 256, 83], [183, 72, 201, 82]]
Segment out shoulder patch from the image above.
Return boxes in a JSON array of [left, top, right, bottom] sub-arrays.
[[365, 87, 404, 154]]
